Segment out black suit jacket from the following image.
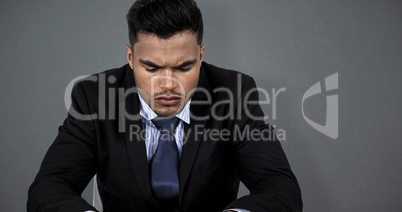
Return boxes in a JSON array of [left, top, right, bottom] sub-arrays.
[[28, 62, 302, 212]]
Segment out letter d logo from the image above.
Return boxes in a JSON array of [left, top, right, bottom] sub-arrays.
[[302, 73, 338, 139]]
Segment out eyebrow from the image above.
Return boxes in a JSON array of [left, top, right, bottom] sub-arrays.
[[139, 59, 161, 68], [139, 59, 197, 69], [173, 59, 197, 69]]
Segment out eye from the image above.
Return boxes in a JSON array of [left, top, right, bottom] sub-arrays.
[[145, 67, 158, 72], [178, 67, 191, 72]]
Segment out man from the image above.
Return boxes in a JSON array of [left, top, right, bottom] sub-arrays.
[[27, 0, 302, 211]]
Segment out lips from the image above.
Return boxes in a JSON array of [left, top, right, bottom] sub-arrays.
[[154, 95, 182, 106]]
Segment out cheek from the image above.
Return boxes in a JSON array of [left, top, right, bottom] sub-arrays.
[[133, 70, 153, 94], [181, 73, 199, 94]]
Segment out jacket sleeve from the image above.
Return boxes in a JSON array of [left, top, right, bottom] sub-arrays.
[[225, 75, 303, 212], [27, 81, 99, 212]]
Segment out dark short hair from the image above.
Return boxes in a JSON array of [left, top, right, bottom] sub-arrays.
[[126, 0, 204, 46]]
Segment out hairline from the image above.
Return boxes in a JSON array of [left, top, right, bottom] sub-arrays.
[[130, 30, 202, 48]]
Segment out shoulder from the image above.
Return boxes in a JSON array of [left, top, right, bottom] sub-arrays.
[[74, 64, 131, 90], [69, 64, 132, 107], [201, 61, 256, 91]]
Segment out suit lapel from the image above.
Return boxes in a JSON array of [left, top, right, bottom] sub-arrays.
[[120, 66, 161, 207], [179, 65, 211, 201]]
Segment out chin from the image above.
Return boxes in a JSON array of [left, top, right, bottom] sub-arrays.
[[154, 106, 180, 117]]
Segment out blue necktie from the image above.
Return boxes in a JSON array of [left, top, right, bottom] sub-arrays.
[[150, 117, 180, 208]]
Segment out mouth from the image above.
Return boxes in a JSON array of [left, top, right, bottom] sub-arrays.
[[154, 95, 182, 106]]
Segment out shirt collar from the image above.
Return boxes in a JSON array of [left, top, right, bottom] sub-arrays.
[[138, 94, 191, 124]]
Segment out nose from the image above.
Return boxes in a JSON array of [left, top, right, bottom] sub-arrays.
[[159, 69, 177, 91]]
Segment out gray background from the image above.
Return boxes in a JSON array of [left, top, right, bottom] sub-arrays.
[[1, 0, 401, 211]]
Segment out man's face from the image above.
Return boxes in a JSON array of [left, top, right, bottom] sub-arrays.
[[126, 31, 205, 116]]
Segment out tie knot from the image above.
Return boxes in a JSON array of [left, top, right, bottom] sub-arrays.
[[152, 117, 180, 134]]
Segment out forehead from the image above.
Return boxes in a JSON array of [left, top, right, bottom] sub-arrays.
[[132, 31, 200, 64]]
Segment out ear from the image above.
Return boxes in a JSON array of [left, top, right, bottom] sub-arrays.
[[199, 44, 206, 63], [125, 44, 133, 69]]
